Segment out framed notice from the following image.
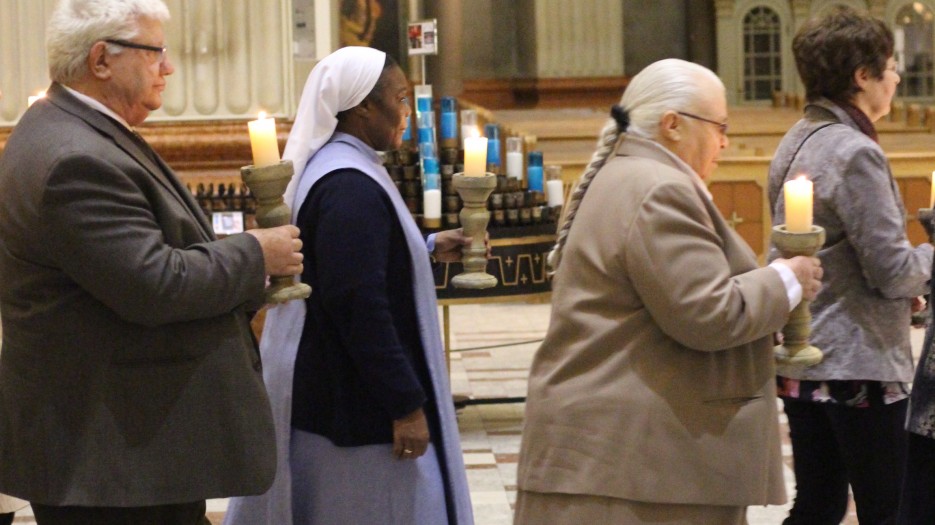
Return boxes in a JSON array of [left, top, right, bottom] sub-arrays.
[[407, 19, 438, 56], [212, 211, 245, 236]]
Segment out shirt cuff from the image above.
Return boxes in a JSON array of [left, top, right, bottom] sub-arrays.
[[425, 233, 437, 254], [769, 261, 802, 312]]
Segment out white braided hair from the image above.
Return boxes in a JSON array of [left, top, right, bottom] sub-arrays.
[[547, 58, 723, 272]]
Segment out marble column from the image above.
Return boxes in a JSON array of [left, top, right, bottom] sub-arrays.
[[426, 0, 464, 97], [408, 0, 424, 84], [533, 0, 623, 77]]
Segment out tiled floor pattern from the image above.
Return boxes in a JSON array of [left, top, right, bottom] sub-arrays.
[[8, 302, 923, 524]]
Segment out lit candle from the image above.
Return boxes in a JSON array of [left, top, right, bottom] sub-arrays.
[[929, 170, 935, 208], [247, 111, 280, 167], [463, 135, 488, 177], [27, 90, 46, 107], [784, 175, 813, 233]]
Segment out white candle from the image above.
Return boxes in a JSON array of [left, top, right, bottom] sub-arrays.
[[784, 175, 813, 233], [506, 151, 523, 180], [247, 112, 280, 167], [929, 170, 935, 208], [27, 90, 46, 107], [463, 136, 488, 177], [424, 189, 441, 221], [546, 179, 564, 207]]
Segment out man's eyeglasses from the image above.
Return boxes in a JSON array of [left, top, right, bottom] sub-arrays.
[[677, 111, 728, 135], [104, 39, 167, 64]]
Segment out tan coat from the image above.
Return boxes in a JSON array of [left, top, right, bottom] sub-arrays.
[[0, 493, 26, 514], [517, 135, 789, 507]]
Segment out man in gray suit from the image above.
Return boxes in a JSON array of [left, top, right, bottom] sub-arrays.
[[0, 1, 304, 523]]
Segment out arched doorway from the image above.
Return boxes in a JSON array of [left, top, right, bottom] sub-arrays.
[[894, 2, 934, 98]]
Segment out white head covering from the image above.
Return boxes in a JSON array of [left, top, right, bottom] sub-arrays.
[[282, 46, 387, 208]]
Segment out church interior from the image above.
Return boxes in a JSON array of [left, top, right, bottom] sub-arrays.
[[2, 0, 935, 523]]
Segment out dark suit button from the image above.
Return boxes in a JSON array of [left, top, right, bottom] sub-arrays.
[[253, 359, 262, 372]]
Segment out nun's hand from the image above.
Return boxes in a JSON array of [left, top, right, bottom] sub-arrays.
[[433, 228, 491, 263], [392, 408, 429, 460]]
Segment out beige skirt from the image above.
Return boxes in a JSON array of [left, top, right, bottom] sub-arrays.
[[514, 490, 748, 525]]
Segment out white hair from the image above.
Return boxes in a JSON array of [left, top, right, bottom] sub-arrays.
[[47, 0, 170, 84], [625, 58, 724, 139], [548, 58, 724, 272]]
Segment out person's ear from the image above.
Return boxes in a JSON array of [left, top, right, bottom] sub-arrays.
[[357, 96, 375, 114], [659, 110, 681, 141], [88, 41, 113, 80], [854, 66, 871, 90]]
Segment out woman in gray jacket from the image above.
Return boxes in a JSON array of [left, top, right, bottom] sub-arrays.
[[768, 7, 932, 525]]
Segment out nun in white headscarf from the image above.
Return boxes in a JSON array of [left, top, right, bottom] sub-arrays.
[[223, 46, 473, 525]]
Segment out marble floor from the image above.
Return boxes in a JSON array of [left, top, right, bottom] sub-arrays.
[[7, 302, 925, 524]]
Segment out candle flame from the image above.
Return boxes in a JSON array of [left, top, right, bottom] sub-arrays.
[[258, 111, 267, 120], [467, 127, 481, 138], [27, 91, 47, 107], [796, 174, 808, 181]]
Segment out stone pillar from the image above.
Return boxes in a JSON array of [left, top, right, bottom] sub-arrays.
[[425, 0, 464, 97], [686, 0, 717, 71], [407, 0, 424, 83], [534, 0, 623, 77], [714, 0, 739, 104]]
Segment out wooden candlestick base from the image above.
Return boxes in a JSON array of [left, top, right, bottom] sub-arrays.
[[241, 160, 312, 304], [451, 173, 498, 289], [772, 224, 825, 366]]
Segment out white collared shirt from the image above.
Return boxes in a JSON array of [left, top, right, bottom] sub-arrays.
[[62, 85, 132, 131]]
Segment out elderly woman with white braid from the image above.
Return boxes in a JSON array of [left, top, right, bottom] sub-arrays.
[[514, 58, 823, 524], [223, 46, 473, 525]]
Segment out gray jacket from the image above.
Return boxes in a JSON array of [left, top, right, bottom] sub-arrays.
[[768, 99, 932, 382], [0, 83, 276, 505]]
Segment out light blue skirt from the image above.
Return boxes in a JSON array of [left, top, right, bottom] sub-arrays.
[[290, 429, 450, 525]]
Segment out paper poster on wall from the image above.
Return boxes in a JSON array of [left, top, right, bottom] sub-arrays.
[[212, 212, 245, 236], [407, 19, 438, 56]]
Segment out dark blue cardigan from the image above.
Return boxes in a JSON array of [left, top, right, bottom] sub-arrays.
[[291, 169, 437, 446]]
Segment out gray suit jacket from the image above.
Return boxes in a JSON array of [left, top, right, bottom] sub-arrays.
[[518, 135, 788, 507], [768, 99, 932, 382], [0, 83, 276, 505]]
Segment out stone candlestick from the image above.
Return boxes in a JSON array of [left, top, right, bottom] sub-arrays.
[[451, 173, 498, 289], [241, 160, 312, 303], [913, 208, 934, 326], [919, 208, 935, 241], [772, 224, 825, 366]]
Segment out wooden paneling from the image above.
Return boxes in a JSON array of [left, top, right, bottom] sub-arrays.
[[461, 77, 631, 110], [898, 176, 932, 246], [710, 180, 765, 256]]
